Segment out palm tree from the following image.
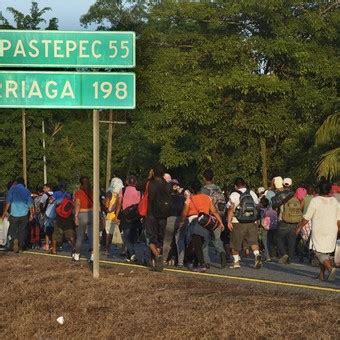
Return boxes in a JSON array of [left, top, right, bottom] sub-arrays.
[[2, 1, 58, 30], [315, 112, 340, 179]]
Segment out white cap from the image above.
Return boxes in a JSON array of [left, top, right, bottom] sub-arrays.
[[163, 173, 171, 182], [283, 178, 292, 186]]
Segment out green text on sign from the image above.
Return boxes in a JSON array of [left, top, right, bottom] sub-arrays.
[[0, 30, 135, 68], [0, 71, 135, 109]]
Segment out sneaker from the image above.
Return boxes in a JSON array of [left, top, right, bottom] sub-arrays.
[[130, 254, 137, 263], [13, 239, 19, 253], [220, 252, 227, 269], [278, 255, 289, 264], [193, 265, 207, 273], [89, 253, 94, 262], [230, 261, 241, 269], [255, 255, 262, 269], [72, 253, 80, 262], [327, 267, 337, 282]]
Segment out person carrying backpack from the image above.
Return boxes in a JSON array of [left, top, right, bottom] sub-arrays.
[[275, 178, 303, 264], [201, 169, 227, 268], [144, 165, 172, 272], [118, 175, 141, 263], [227, 177, 261, 269], [51, 188, 75, 255], [259, 196, 278, 262]]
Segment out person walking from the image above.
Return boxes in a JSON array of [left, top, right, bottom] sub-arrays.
[[119, 175, 141, 262], [180, 180, 224, 272], [144, 165, 172, 272], [73, 176, 94, 262], [2, 177, 33, 253], [201, 169, 227, 268], [296, 181, 340, 281], [227, 177, 262, 269]]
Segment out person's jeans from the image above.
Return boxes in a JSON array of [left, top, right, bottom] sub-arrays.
[[262, 229, 276, 260], [9, 215, 28, 248], [175, 224, 187, 266], [203, 228, 226, 263], [276, 221, 297, 260], [122, 227, 137, 258], [75, 211, 93, 254], [163, 216, 180, 261]]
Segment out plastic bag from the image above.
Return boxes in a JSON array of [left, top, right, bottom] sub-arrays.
[[0, 218, 10, 246], [112, 223, 123, 245]]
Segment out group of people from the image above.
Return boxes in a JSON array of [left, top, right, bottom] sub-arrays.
[[1, 167, 339, 281]]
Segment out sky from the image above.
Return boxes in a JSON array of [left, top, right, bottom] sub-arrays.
[[0, 0, 97, 30]]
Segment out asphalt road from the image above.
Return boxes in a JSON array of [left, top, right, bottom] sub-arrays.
[[24, 240, 340, 294]]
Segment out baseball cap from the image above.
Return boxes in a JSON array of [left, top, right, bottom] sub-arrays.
[[273, 176, 283, 189], [283, 178, 292, 187]]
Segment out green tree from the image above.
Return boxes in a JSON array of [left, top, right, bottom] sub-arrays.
[[79, 0, 339, 188]]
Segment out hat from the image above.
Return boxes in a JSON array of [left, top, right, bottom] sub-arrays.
[[273, 176, 283, 189], [170, 179, 179, 185], [257, 187, 265, 194], [163, 173, 171, 182], [283, 178, 292, 187]]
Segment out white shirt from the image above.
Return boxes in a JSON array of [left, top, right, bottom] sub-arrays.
[[304, 196, 340, 253], [228, 188, 259, 223]]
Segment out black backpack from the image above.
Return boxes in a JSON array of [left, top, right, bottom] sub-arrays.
[[152, 181, 172, 219], [234, 189, 258, 223]]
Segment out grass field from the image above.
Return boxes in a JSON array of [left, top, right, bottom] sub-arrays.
[[1, 253, 339, 339]]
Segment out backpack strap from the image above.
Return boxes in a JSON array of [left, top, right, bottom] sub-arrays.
[[81, 189, 93, 205]]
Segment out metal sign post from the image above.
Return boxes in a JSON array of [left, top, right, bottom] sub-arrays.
[[22, 108, 27, 186], [93, 109, 100, 279]]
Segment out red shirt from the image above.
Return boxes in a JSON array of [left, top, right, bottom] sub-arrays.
[[75, 189, 93, 209]]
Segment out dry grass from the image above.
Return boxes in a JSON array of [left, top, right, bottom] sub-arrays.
[[0, 253, 339, 339]]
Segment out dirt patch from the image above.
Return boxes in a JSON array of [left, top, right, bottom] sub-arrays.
[[0, 253, 339, 339]]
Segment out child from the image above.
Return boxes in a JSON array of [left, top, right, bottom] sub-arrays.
[[259, 196, 278, 262]]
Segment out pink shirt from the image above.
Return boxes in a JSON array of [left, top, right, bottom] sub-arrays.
[[122, 186, 141, 210]]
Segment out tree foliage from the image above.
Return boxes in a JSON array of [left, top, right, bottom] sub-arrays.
[[0, 0, 339, 191], [0, 1, 58, 30]]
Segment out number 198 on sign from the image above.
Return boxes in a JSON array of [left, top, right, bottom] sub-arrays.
[[93, 81, 128, 100]]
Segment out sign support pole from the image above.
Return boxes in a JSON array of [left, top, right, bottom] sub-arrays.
[[105, 109, 113, 190], [22, 108, 27, 186], [42, 120, 47, 184], [93, 109, 100, 278]]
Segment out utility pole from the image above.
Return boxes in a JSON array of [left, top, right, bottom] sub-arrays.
[[93, 109, 100, 279], [42, 120, 47, 184], [105, 109, 113, 190], [22, 108, 27, 186], [260, 138, 268, 188]]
